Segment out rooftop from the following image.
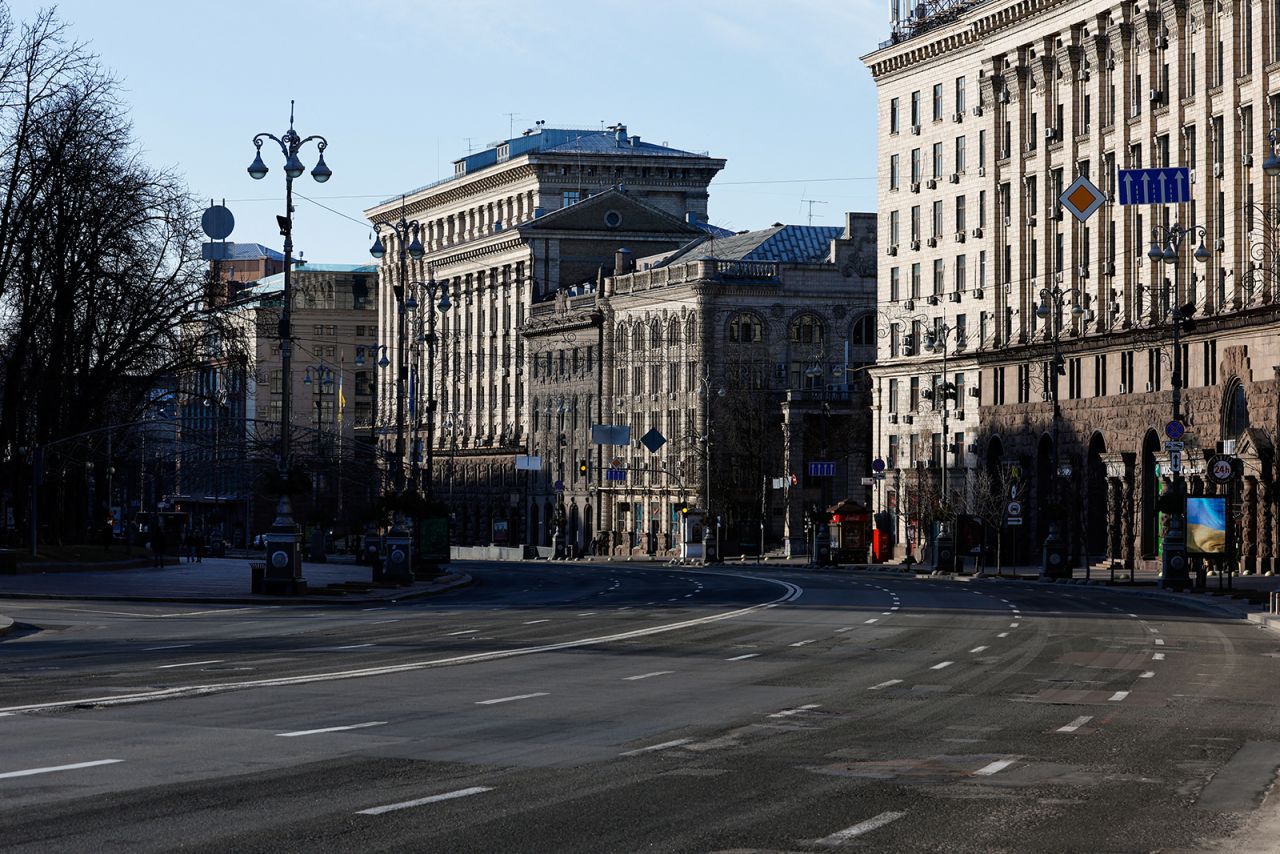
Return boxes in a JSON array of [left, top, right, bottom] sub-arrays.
[[241, 263, 378, 296], [377, 125, 714, 207], [223, 243, 285, 262], [663, 225, 844, 266]]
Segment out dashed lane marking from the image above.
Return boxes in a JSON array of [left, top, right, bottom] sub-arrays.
[[446, 629, 477, 636], [144, 644, 192, 651], [813, 811, 907, 846], [356, 786, 493, 816], [973, 758, 1017, 776], [1057, 715, 1093, 733], [1109, 690, 1130, 702], [523, 620, 549, 625], [1153, 652, 1165, 661], [865, 618, 879, 624], [790, 640, 816, 647], [869, 679, 902, 690], [277, 721, 387, 737], [726, 653, 759, 661], [1154, 639, 1166, 646], [624, 671, 674, 681], [997, 632, 1009, 638], [970, 646, 988, 654], [769, 703, 821, 718], [1009, 623, 1020, 628], [156, 660, 223, 669], [475, 693, 549, 705], [931, 661, 955, 670], [619, 739, 691, 757], [0, 759, 123, 780], [1139, 671, 1155, 678]]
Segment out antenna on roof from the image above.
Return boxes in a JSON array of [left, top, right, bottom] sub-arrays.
[[801, 198, 828, 226], [504, 112, 519, 140]]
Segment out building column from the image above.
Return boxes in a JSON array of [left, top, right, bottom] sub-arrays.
[[1107, 476, 1123, 563], [1243, 475, 1259, 574], [782, 405, 806, 557], [1121, 473, 1136, 568], [1261, 480, 1274, 575]]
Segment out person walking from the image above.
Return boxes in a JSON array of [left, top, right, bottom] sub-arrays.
[[183, 530, 196, 564], [194, 530, 206, 564], [152, 524, 168, 569]]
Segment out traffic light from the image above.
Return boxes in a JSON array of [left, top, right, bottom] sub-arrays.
[[578, 460, 588, 478], [678, 502, 689, 515]]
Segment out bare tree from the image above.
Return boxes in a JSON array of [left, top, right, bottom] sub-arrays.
[[954, 467, 1008, 574]]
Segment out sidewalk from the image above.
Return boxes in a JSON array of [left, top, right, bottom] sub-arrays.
[[0, 556, 471, 607]]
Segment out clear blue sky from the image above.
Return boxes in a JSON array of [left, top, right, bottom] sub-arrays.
[[13, 0, 884, 263]]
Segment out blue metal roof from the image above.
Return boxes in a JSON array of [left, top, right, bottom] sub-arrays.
[[665, 225, 843, 265], [244, 263, 378, 294], [225, 243, 285, 261]]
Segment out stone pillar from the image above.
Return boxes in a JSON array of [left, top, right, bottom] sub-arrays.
[[1244, 476, 1259, 574], [1121, 475, 1136, 568], [1262, 481, 1274, 575], [781, 405, 806, 557], [1107, 477, 1123, 562]]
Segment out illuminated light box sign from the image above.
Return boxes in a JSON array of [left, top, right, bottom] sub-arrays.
[[1186, 496, 1227, 556]]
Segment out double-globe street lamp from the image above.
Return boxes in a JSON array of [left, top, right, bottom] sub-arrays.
[[1147, 223, 1208, 588], [247, 102, 330, 595], [1034, 285, 1086, 577], [921, 320, 961, 571], [404, 276, 452, 507]]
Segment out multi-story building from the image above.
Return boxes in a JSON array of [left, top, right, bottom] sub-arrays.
[[177, 262, 380, 542], [522, 215, 878, 557], [364, 125, 727, 545], [205, 243, 285, 307], [864, 0, 1280, 572]]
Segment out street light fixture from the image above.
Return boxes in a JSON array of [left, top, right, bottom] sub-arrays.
[[1150, 222, 1208, 588], [1036, 283, 1086, 579], [1264, 128, 1280, 177], [247, 100, 330, 596]]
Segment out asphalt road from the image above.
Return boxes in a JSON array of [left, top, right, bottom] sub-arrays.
[[3, 563, 1280, 852]]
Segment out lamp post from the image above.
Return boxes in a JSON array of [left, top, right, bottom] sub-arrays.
[[1034, 284, 1086, 578], [697, 369, 725, 564], [404, 274, 452, 576], [303, 364, 334, 526], [247, 101, 330, 596], [923, 321, 961, 571], [1148, 223, 1208, 588]]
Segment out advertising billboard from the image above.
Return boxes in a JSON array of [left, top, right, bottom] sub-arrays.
[[1186, 496, 1228, 556]]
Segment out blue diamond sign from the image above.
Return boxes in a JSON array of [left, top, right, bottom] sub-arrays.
[[640, 428, 667, 453]]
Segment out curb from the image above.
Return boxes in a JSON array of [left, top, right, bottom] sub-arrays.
[[0, 572, 473, 607], [0, 614, 12, 637], [1246, 611, 1280, 635]]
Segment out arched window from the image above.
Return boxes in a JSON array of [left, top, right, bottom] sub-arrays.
[[615, 324, 628, 353], [728, 312, 764, 343], [649, 321, 662, 348], [850, 313, 875, 346], [631, 325, 644, 351], [667, 318, 680, 346], [532, 398, 540, 434], [790, 313, 825, 344], [685, 315, 697, 343], [1224, 380, 1249, 437]]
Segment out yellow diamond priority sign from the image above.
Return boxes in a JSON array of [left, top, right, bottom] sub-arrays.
[[1059, 175, 1106, 223]]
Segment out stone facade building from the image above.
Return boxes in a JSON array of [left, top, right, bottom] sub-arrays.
[[364, 126, 726, 545], [523, 215, 878, 557], [864, 0, 1280, 571]]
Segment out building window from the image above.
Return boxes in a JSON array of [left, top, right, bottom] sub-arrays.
[[955, 135, 965, 172], [955, 75, 966, 113], [729, 313, 763, 343], [562, 190, 580, 207], [955, 195, 966, 233], [890, 267, 901, 302], [932, 142, 943, 179], [890, 97, 900, 134], [932, 83, 943, 121], [789, 314, 825, 344], [889, 378, 899, 412], [933, 259, 944, 295], [911, 90, 921, 127], [890, 154, 900, 190], [890, 210, 900, 246], [932, 200, 943, 237]]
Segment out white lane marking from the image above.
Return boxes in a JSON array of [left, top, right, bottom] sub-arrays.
[[371, 619, 400, 625], [1009, 622, 1020, 628], [144, 644, 192, 651], [1057, 715, 1093, 733], [1149, 628, 1160, 634], [931, 661, 955, 670], [0, 759, 123, 780], [813, 810, 907, 846], [1139, 671, 1155, 678], [882, 612, 892, 616], [970, 646, 988, 654], [974, 759, 1017, 776], [447, 629, 477, 636], [790, 640, 816, 647], [356, 786, 492, 816], [0, 574, 804, 715], [156, 660, 223, 669], [1153, 652, 1166, 661], [865, 618, 879, 624], [1128, 613, 1138, 618], [624, 671, 674, 681], [868, 679, 903, 690], [523, 620, 550, 625], [361, 607, 387, 612], [277, 721, 387, 737], [1109, 690, 1129, 702], [619, 738, 691, 757], [475, 692, 549, 705], [577, 612, 597, 616], [834, 627, 854, 634], [1154, 638, 1166, 646], [335, 643, 374, 650], [726, 653, 760, 661], [769, 703, 821, 718], [890, 606, 900, 611]]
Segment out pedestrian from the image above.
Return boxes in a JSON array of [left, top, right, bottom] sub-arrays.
[[152, 524, 167, 569], [183, 530, 196, 564], [194, 530, 206, 564]]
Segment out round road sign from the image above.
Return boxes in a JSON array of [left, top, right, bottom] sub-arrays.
[[1208, 456, 1235, 484], [871, 458, 886, 473], [1006, 500, 1023, 517], [1165, 420, 1185, 441], [201, 204, 235, 240]]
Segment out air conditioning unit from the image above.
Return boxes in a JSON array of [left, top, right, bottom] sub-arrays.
[[1119, 382, 1127, 394], [1045, 127, 1058, 141], [910, 239, 921, 250], [1213, 163, 1224, 178], [1190, 168, 1197, 183], [973, 288, 984, 298], [1106, 57, 1115, 70], [972, 105, 984, 117], [903, 415, 915, 424], [1149, 89, 1163, 104], [949, 173, 961, 183], [1026, 140, 1037, 152], [978, 166, 986, 177], [928, 295, 940, 305], [1051, 207, 1063, 221], [1026, 216, 1037, 227], [953, 112, 964, 122], [968, 387, 980, 398], [1156, 35, 1169, 49], [998, 91, 1010, 103], [1243, 153, 1255, 167], [966, 443, 978, 454], [926, 178, 938, 189], [911, 124, 922, 135], [1078, 265, 1089, 278], [887, 245, 898, 256], [926, 236, 938, 247], [888, 413, 899, 424], [1105, 261, 1116, 276], [955, 231, 966, 243], [904, 299, 915, 310], [1215, 238, 1225, 251], [911, 182, 921, 193], [972, 227, 983, 238], [949, 291, 962, 303], [1145, 381, 1154, 392], [1079, 70, 1091, 82], [955, 410, 965, 420], [1003, 215, 1012, 227]]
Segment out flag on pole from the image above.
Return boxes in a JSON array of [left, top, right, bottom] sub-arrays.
[[408, 366, 416, 417], [337, 372, 346, 423]]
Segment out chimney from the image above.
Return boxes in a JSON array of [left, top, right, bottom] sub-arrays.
[[629, 135, 640, 147], [614, 123, 627, 146], [614, 247, 634, 275], [686, 211, 701, 224], [844, 212, 857, 239]]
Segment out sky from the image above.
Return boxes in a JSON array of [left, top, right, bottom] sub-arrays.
[[11, 0, 886, 263]]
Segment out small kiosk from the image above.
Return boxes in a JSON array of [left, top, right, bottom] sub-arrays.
[[828, 500, 871, 564]]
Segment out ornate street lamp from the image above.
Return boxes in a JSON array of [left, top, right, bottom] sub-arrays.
[[247, 101, 330, 596]]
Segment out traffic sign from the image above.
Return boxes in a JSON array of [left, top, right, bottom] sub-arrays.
[[1006, 517, 1024, 526], [1170, 449, 1182, 474], [1208, 455, 1235, 484], [554, 479, 564, 492], [1118, 167, 1191, 205], [605, 469, 626, 482], [640, 427, 667, 453], [1165, 420, 1185, 441], [808, 461, 836, 477], [861, 477, 876, 486], [871, 458, 886, 473], [1164, 441, 1184, 450], [1059, 175, 1106, 223], [1006, 500, 1022, 517]]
